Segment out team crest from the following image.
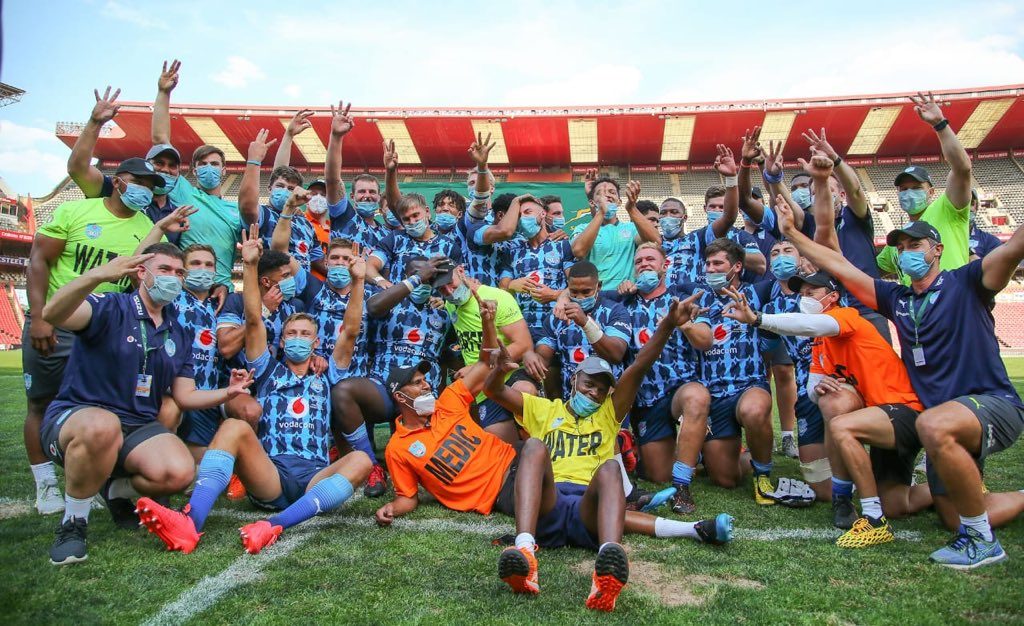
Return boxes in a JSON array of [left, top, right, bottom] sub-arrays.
[[544, 251, 561, 266], [409, 440, 426, 458], [310, 378, 324, 393], [427, 315, 443, 330], [84, 224, 102, 239], [23, 373, 31, 390], [164, 337, 177, 356]]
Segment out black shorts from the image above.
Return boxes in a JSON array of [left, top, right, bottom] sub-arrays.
[[869, 403, 921, 486], [477, 368, 536, 427], [21, 313, 75, 400], [40, 405, 171, 476], [492, 457, 519, 516]]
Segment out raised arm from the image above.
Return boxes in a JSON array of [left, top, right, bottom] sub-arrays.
[[325, 101, 354, 205], [240, 129, 279, 226], [467, 132, 497, 219], [799, 154, 841, 253], [271, 187, 309, 253], [152, 59, 180, 145], [711, 145, 740, 238], [571, 203, 604, 259], [383, 140, 402, 221], [981, 222, 1024, 292], [42, 253, 153, 331], [274, 109, 313, 169], [721, 286, 841, 337], [911, 91, 972, 209], [366, 258, 443, 317], [737, 129, 766, 223], [332, 256, 366, 369], [460, 287, 502, 396], [68, 87, 122, 198], [563, 302, 627, 363], [482, 341, 525, 417], [484, 194, 522, 244], [133, 205, 196, 255], [803, 128, 868, 218], [240, 225, 268, 362]]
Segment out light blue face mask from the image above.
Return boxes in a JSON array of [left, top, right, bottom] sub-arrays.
[[283, 337, 314, 363], [770, 255, 799, 280], [406, 218, 428, 238], [153, 171, 177, 196], [410, 283, 433, 304], [705, 271, 730, 290], [434, 212, 458, 232], [791, 187, 812, 209], [327, 265, 351, 289], [659, 216, 683, 239], [120, 181, 154, 211], [270, 188, 291, 212], [551, 216, 565, 230], [518, 216, 541, 238], [635, 270, 660, 294], [570, 295, 596, 312], [446, 282, 471, 306], [195, 164, 222, 190], [385, 211, 402, 228], [899, 188, 928, 215], [277, 276, 297, 300], [356, 201, 379, 218], [603, 203, 618, 220], [184, 269, 215, 292], [568, 378, 602, 417], [706, 211, 723, 224], [898, 250, 932, 280], [144, 269, 182, 306]]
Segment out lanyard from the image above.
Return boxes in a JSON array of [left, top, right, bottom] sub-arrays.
[[907, 293, 932, 346], [138, 319, 170, 375]]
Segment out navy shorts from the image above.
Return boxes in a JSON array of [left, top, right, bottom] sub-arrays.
[[249, 454, 325, 511], [535, 482, 599, 551], [795, 395, 824, 446], [765, 340, 793, 366], [178, 407, 224, 447], [369, 377, 398, 422], [706, 382, 771, 441], [41, 404, 171, 475], [869, 404, 921, 487], [477, 369, 535, 428], [630, 387, 679, 445]]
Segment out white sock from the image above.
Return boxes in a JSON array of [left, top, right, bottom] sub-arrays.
[[613, 454, 633, 498], [654, 517, 698, 539], [960, 512, 993, 541], [106, 477, 140, 500], [515, 532, 535, 552], [30, 461, 56, 486], [860, 496, 883, 519], [62, 495, 93, 524], [782, 431, 793, 439]]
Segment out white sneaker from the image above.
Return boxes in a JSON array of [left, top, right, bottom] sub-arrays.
[[35, 478, 64, 515], [91, 495, 106, 510]]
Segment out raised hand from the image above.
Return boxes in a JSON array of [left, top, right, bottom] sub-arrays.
[[286, 109, 315, 137], [583, 168, 598, 196], [714, 144, 738, 176], [676, 290, 706, 323], [617, 280, 638, 295], [383, 139, 399, 171], [910, 91, 945, 126], [468, 131, 496, 168], [158, 59, 181, 93], [721, 286, 757, 324], [348, 255, 366, 281], [488, 341, 520, 376], [226, 368, 255, 398], [774, 193, 797, 235], [741, 126, 763, 163], [90, 86, 122, 124], [248, 129, 279, 164], [801, 127, 838, 161], [623, 180, 641, 210], [284, 187, 311, 214], [240, 224, 263, 265], [92, 253, 154, 283], [764, 140, 784, 178], [330, 101, 354, 137], [156, 205, 197, 234], [798, 153, 834, 181]]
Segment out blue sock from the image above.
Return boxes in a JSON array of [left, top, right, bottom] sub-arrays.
[[832, 477, 854, 499], [751, 459, 773, 476], [188, 449, 235, 531], [268, 474, 354, 530], [342, 424, 377, 463], [672, 461, 694, 487]]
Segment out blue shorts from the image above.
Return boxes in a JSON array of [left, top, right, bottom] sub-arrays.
[[630, 388, 679, 445], [535, 482, 599, 551], [41, 404, 171, 475], [178, 407, 224, 447], [476, 369, 535, 428], [249, 454, 325, 511], [369, 378, 398, 422], [765, 340, 793, 366], [795, 395, 824, 446], [706, 382, 771, 441]]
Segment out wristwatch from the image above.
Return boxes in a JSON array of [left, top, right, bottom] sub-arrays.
[[753, 311, 763, 327]]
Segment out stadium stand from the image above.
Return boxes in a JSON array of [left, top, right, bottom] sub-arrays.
[[0, 284, 23, 347]]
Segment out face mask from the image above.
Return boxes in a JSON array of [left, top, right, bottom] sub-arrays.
[[484, 212, 495, 225], [406, 218, 428, 238], [195, 164, 222, 190], [568, 379, 602, 417], [120, 181, 153, 211], [435, 212, 458, 232], [969, 211, 977, 229], [277, 276, 297, 300], [603, 203, 618, 220], [799, 295, 827, 315], [184, 268, 215, 292], [307, 194, 328, 215], [770, 255, 799, 280], [270, 188, 291, 212], [385, 211, 402, 228], [898, 250, 932, 280], [153, 171, 177, 196], [551, 216, 565, 230], [283, 337, 313, 363], [410, 283, 433, 304], [570, 295, 596, 313], [327, 265, 351, 289], [144, 268, 182, 306], [446, 283, 471, 306], [518, 216, 541, 238], [898, 188, 928, 215], [791, 187, 812, 209], [706, 211, 723, 224], [659, 216, 682, 238], [705, 271, 730, 290], [635, 270, 660, 294], [356, 201, 379, 218], [406, 392, 437, 416]]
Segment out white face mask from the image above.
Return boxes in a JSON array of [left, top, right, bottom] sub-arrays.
[[307, 194, 328, 215], [799, 295, 828, 315], [403, 392, 436, 416]]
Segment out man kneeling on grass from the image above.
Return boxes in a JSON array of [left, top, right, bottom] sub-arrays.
[[136, 225, 371, 555], [375, 289, 733, 613]]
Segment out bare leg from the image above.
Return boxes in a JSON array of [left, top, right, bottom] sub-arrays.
[[916, 402, 985, 518], [578, 461, 625, 544], [57, 408, 123, 499], [513, 438, 559, 535]]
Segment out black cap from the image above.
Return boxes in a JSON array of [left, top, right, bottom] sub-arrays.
[[116, 157, 165, 188], [431, 257, 456, 289], [894, 165, 933, 187], [386, 360, 432, 395], [787, 271, 839, 293], [306, 178, 327, 191], [750, 186, 764, 200], [885, 220, 941, 247]]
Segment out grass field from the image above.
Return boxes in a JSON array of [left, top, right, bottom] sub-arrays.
[[1, 352, 1022, 625]]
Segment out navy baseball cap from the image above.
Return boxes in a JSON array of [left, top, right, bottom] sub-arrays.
[[116, 158, 165, 188], [894, 165, 933, 187], [386, 360, 431, 395], [575, 356, 615, 385], [788, 271, 839, 293], [306, 178, 327, 191], [145, 143, 181, 163], [886, 220, 941, 246]]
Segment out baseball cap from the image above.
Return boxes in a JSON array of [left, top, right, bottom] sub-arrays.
[[116, 157, 165, 188], [574, 355, 615, 385], [430, 257, 456, 289], [145, 143, 181, 163], [894, 165, 933, 187], [885, 220, 942, 247], [790, 172, 811, 185], [787, 271, 839, 293], [386, 360, 432, 395], [750, 186, 764, 200], [306, 178, 327, 191]]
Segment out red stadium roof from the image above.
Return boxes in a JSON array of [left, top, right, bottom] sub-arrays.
[[57, 85, 1024, 171]]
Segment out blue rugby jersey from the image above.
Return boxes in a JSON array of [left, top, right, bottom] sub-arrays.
[[498, 237, 575, 337], [664, 226, 762, 287], [257, 204, 322, 271], [462, 213, 511, 284], [217, 292, 304, 367], [372, 230, 462, 284], [604, 283, 710, 408], [536, 296, 632, 398], [369, 297, 451, 388], [327, 198, 388, 257], [308, 280, 373, 377], [761, 289, 813, 398], [700, 281, 773, 396], [174, 290, 223, 391]]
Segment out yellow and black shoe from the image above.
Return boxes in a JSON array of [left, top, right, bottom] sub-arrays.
[[754, 474, 776, 506], [836, 516, 895, 548]]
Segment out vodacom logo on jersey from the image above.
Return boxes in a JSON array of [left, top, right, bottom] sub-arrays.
[[571, 347, 587, 363], [195, 328, 216, 349], [288, 396, 309, 418], [528, 270, 543, 285], [297, 241, 309, 254], [406, 328, 423, 344], [636, 327, 652, 347], [712, 322, 732, 345]]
